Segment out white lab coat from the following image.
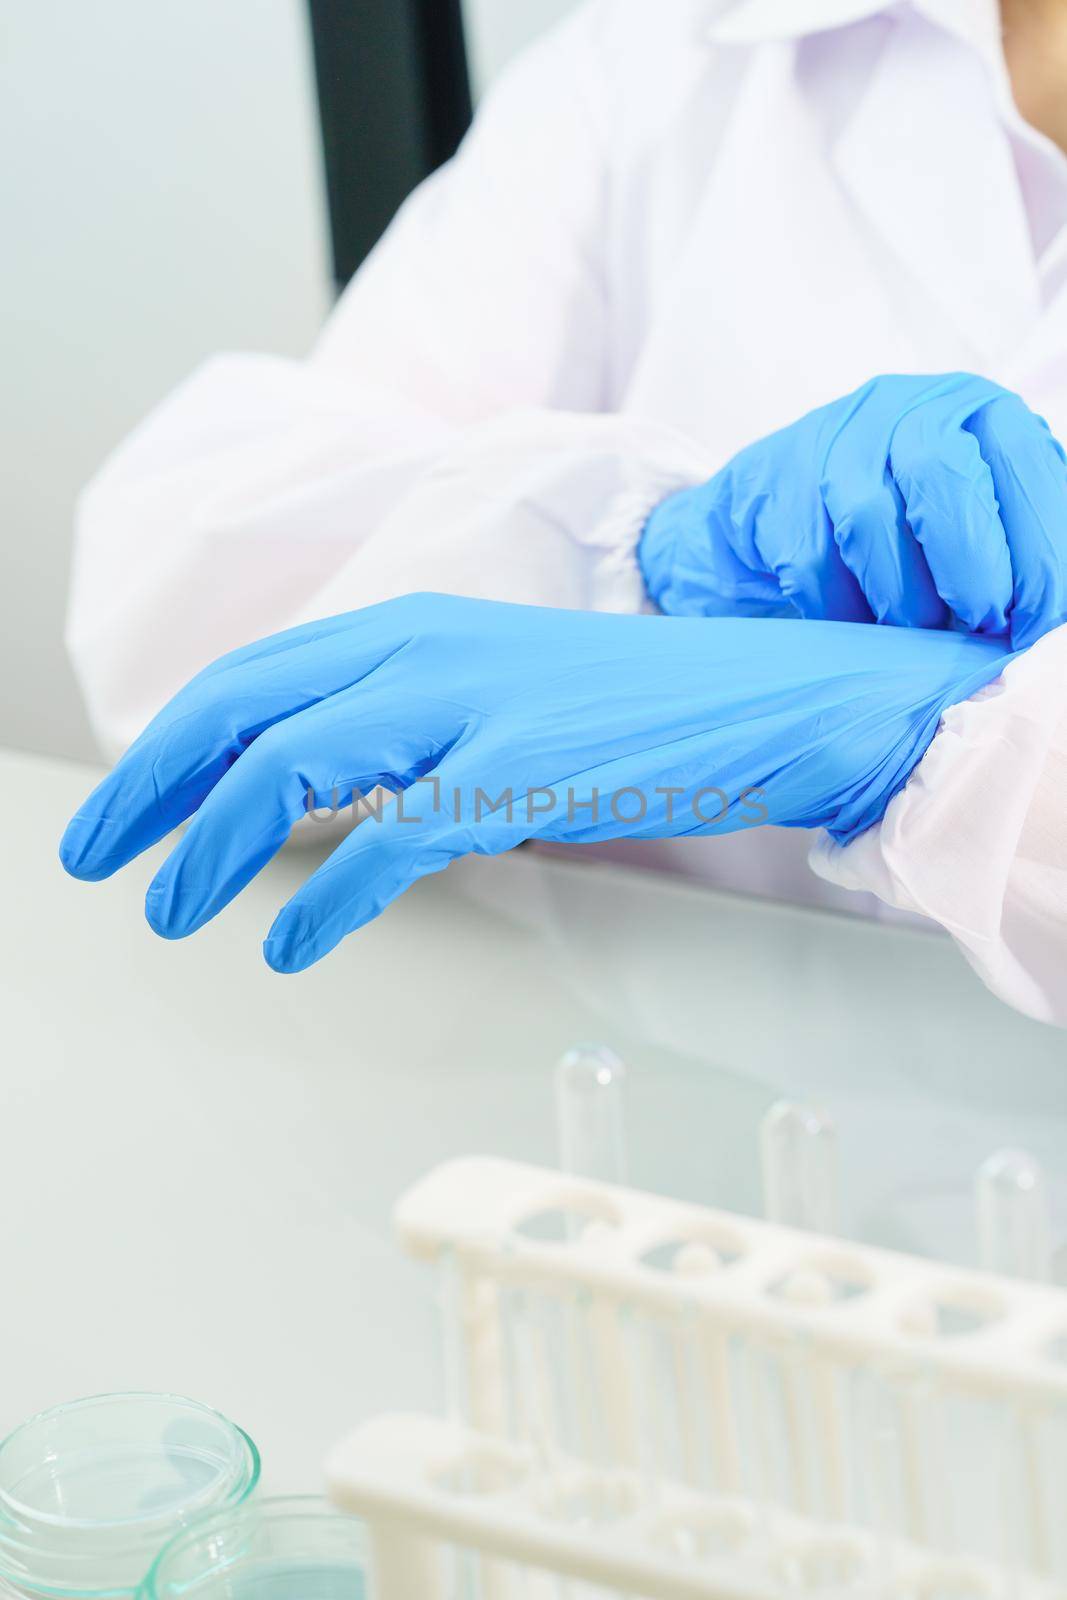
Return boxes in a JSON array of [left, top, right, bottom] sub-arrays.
[[68, 0, 1067, 1022]]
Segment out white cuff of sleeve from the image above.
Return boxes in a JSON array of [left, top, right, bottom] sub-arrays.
[[555, 425, 713, 612], [296, 408, 713, 620], [443, 407, 713, 612], [810, 623, 1067, 1025]]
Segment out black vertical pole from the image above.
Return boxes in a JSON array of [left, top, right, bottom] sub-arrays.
[[307, 0, 473, 292]]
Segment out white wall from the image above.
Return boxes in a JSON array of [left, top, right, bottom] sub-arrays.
[[1, 0, 581, 761], [1, 0, 331, 759], [462, 0, 583, 99]]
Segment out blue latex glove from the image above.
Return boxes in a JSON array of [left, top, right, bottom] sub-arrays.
[[639, 373, 1067, 649], [60, 594, 1011, 972]]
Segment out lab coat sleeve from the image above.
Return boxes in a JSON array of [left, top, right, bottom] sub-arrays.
[[67, 0, 664, 756], [283, 408, 715, 626], [810, 623, 1067, 1026]]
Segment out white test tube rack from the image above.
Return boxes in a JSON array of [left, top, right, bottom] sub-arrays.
[[328, 1157, 1067, 1600]]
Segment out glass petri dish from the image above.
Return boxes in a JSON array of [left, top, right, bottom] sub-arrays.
[[0, 1393, 259, 1598], [143, 1496, 366, 1599]]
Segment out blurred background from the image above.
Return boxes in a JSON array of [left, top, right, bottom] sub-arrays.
[[1, 0, 578, 761]]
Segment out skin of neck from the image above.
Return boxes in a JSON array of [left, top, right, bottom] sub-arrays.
[[1000, 0, 1067, 154]]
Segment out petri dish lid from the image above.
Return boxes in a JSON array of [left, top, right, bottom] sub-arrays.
[[0, 1393, 259, 1598]]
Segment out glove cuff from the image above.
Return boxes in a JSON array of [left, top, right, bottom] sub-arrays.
[[811, 622, 1067, 1025]]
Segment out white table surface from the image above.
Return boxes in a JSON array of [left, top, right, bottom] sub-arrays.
[[2, 747, 1065, 1491]]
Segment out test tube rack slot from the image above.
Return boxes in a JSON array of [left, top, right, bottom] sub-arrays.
[[329, 1157, 1067, 1599]]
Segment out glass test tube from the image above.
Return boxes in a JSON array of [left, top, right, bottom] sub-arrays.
[[975, 1148, 1051, 1282], [760, 1100, 839, 1234], [554, 1045, 628, 1184]]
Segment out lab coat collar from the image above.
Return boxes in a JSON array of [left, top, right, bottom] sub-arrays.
[[707, 0, 890, 43], [707, 0, 1002, 65], [708, 0, 1040, 364]]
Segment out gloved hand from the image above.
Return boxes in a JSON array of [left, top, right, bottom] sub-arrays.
[[639, 374, 1067, 649], [59, 593, 1010, 972]]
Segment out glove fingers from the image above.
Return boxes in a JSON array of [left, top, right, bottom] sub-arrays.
[[725, 468, 874, 623], [824, 470, 946, 628], [640, 480, 794, 618], [964, 396, 1067, 648], [59, 718, 244, 884], [59, 603, 414, 881], [144, 686, 469, 939], [890, 407, 1013, 636], [264, 766, 486, 973]]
